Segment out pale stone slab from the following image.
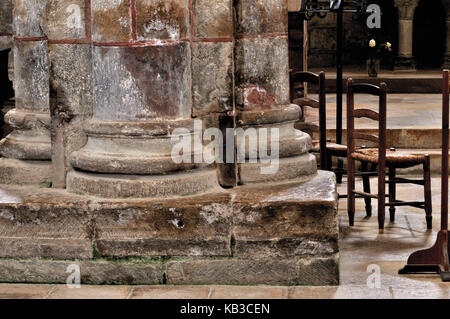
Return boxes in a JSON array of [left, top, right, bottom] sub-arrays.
[[131, 286, 211, 299]]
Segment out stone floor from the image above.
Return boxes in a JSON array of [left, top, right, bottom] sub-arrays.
[[306, 93, 442, 129], [1, 175, 450, 299]]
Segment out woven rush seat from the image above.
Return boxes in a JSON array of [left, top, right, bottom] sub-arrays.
[[352, 148, 428, 167], [311, 140, 347, 156]]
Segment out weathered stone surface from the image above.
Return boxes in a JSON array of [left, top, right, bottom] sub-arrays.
[[0, 36, 13, 50], [92, 0, 131, 42], [233, 171, 338, 256], [234, 0, 288, 36], [92, 44, 191, 120], [192, 42, 233, 115], [166, 255, 339, 285], [12, 0, 47, 37], [0, 199, 92, 259], [43, 0, 86, 40], [0, 259, 164, 285], [238, 153, 317, 184], [66, 169, 220, 198], [0, 0, 12, 34], [49, 44, 92, 116], [0, 158, 51, 185], [136, 0, 189, 40], [94, 195, 233, 257], [14, 40, 49, 112], [193, 0, 232, 38], [0, 170, 338, 285], [235, 37, 290, 108]]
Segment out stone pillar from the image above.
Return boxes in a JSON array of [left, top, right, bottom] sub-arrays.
[[42, 0, 93, 188], [66, 0, 218, 198], [0, 0, 52, 185], [442, 0, 450, 69], [234, 0, 316, 184], [394, 0, 419, 70], [0, 0, 13, 74]]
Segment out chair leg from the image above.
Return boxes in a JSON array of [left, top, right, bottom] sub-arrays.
[[327, 153, 332, 171], [361, 161, 372, 217], [337, 157, 344, 184], [424, 155, 432, 230], [348, 158, 355, 226], [388, 165, 396, 222], [378, 164, 386, 230]]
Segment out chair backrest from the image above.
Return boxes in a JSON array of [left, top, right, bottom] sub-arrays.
[[347, 79, 387, 167], [290, 71, 327, 169], [442, 69, 449, 230]]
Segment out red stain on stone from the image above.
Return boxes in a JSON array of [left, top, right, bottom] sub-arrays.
[[241, 85, 277, 110]]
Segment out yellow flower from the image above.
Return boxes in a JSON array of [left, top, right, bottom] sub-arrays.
[[369, 39, 376, 48], [386, 42, 392, 48]]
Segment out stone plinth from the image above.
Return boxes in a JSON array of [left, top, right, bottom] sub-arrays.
[[0, 171, 338, 285]]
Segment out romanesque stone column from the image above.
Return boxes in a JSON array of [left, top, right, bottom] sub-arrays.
[[0, 0, 52, 185], [442, 0, 450, 69], [394, 0, 419, 70], [234, 0, 316, 184], [66, 0, 218, 198]]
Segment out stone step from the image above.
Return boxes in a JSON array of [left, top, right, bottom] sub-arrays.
[[0, 171, 339, 286], [326, 127, 444, 150], [310, 68, 441, 94]]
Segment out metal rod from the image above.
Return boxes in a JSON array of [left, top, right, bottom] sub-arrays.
[[336, 4, 343, 145], [442, 70, 449, 231]]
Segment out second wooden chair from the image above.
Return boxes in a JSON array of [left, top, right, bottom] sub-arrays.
[[347, 79, 432, 230]]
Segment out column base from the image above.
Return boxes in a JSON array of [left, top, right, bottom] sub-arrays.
[[67, 168, 220, 199], [394, 56, 417, 71], [0, 170, 338, 285]]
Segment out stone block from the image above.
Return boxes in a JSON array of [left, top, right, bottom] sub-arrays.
[[166, 255, 339, 285], [94, 194, 233, 257], [14, 40, 49, 112], [0, 36, 12, 50], [48, 43, 92, 116], [0, 259, 164, 285], [0, 0, 12, 34], [136, 0, 189, 40], [92, 0, 131, 42], [193, 0, 232, 38], [235, 37, 290, 107], [12, 0, 47, 37], [233, 170, 338, 257], [43, 0, 86, 40], [192, 41, 233, 115], [92, 44, 191, 121], [234, 0, 288, 36], [0, 201, 92, 259]]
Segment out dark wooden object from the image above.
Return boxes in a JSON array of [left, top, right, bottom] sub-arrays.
[[347, 79, 432, 230], [290, 71, 347, 172], [398, 70, 450, 281]]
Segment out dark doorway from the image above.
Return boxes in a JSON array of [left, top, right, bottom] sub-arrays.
[[413, 0, 446, 69]]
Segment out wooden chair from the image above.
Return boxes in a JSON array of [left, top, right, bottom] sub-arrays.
[[347, 79, 432, 230], [290, 71, 347, 172]]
